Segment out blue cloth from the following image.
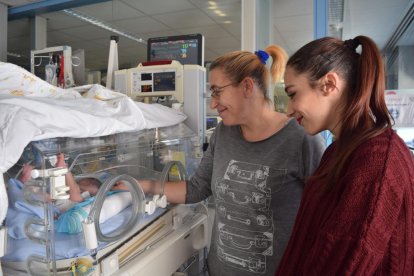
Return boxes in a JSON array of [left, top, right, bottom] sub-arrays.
[[55, 191, 119, 234], [2, 207, 166, 262], [55, 205, 88, 234], [6, 179, 47, 239], [6, 176, 134, 238]]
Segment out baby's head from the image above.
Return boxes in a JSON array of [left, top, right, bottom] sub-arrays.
[[77, 178, 100, 195]]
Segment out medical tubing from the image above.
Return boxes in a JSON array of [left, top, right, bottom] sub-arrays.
[[87, 174, 144, 243], [24, 217, 47, 245], [159, 161, 187, 195], [26, 254, 49, 276]]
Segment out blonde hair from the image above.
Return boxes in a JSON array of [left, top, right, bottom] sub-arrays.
[[209, 45, 287, 102]]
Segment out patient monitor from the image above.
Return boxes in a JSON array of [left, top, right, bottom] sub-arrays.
[[122, 60, 184, 103]]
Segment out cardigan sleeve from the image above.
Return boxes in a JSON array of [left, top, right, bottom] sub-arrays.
[[301, 137, 407, 275]]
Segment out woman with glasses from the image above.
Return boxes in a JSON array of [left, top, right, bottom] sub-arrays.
[[117, 46, 326, 276]]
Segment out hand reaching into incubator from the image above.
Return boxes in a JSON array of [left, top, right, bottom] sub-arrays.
[[112, 178, 186, 204], [112, 179, 156, 195], [19, 153, 186, 205]]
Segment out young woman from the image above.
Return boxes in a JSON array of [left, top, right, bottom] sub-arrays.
[[276, 36, 414, 275]]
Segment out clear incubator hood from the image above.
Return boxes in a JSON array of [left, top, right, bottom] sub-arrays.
[[1, 123, 202, 276]]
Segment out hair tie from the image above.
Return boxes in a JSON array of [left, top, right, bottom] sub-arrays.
[[255, 50, 269, 64], [344, 38, 360, 51]]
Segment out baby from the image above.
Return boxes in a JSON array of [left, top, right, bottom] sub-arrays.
[[17, 154, 132, 234], [20, 153, 103, 211]]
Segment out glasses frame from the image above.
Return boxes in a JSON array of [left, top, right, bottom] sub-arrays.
[[209, 82, 238, 98]]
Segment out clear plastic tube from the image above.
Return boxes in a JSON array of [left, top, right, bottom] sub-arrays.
[[87, 174, 145, 243], [159, 161, 187, 195]]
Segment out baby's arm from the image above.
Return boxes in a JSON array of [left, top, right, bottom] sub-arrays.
[[20, 164, 34, 183], [56, 153, 84, 202]]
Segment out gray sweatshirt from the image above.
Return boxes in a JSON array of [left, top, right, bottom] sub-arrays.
[[186, 119, 326, 276]]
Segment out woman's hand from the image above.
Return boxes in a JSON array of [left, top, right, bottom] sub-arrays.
[[112, 179, 155, 194], [137, 180, 155, 194]]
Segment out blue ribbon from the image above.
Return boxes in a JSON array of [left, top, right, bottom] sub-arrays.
[[255, 50, 269, 64]]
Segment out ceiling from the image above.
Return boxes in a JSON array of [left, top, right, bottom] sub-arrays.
[[2, 0, 413, 75]]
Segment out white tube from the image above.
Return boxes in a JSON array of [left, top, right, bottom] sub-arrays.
[[82, 219, 98, 250]]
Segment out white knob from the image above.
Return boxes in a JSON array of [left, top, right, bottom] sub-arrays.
[[156, 195, 168, 208], [31, 170, 40, 179], [145, 201, 156, 215]]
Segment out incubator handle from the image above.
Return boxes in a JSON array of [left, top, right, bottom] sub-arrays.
[[31, 167, 68, 178]]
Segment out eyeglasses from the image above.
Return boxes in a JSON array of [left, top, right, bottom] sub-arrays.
[[209, 82, 238, 98]]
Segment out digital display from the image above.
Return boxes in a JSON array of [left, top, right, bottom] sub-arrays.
[[141, 73, 152, 81], [153, 72, 175, 92], [141, 84, 152, 92], [148, 34, 204, 66]]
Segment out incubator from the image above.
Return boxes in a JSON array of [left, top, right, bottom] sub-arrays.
[[1, 123, 208, 276]]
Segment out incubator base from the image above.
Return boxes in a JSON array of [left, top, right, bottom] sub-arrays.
[[115, 205, 208, 276], [1, 204, 208, 276]]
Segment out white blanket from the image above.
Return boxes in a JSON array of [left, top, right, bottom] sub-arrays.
[[0, 62, 187, 225]]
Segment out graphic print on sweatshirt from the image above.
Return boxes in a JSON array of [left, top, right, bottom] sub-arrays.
[[215, 159, 286, 274]]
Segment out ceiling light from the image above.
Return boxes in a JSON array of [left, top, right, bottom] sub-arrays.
[[328, 0, 344, 39], [62, 9, 146, 45], [7, 52, 22, 58]]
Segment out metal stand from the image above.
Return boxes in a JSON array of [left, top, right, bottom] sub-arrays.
[[106, 36, 119, 89], [30, 46, 75, 88]]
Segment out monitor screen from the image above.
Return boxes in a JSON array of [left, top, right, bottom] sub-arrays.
[[153, 71, 176, 91], [147, 34, 204, 66]]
